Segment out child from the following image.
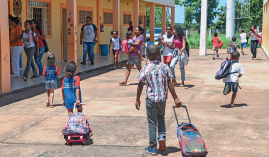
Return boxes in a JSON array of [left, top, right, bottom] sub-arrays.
[[126, 31, 144, 60], [212, 32, 221, 60], [239, 29, 247, 55], [227, 36, 240, 60], [223, 51, 244, 107], [62, 61, 82, 116], [43, 54, 59, 108], [109, 31, 122, 69], [143, 37, 154, 64], [136, 45, 182, 155]]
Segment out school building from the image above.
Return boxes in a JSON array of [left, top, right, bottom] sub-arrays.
[[0, 0, 175, 94], [262, 0, 269, 56]]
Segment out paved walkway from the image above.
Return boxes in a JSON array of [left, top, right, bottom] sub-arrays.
[[0, 49, 268, 157]]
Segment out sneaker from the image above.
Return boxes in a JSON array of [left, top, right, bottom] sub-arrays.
[[213, 57, 215, 60], [158, 136, 167, 152], [91, 62, 94, 65], [22, 77, 27, 81], [11, 74, 20, 78], [81, 62, 86, 65], [223, 84, 229, 95], [146, 146, 157, 156], [217, 54, 219, 57]]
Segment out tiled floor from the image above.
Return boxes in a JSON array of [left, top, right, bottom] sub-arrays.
[[10, 52, 129, 93]]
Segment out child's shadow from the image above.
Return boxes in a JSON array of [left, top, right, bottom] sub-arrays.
[[174, 84, 195, 89], [52, 104, 63, 107], [220, 103, 248, 108], [157, 147, 181, 156]]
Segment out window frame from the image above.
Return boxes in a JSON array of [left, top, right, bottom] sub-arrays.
[[103, 9, 113, 26], [77, 6, 93, 27], [26, 0, 52, 39], [139, 13, 146, 25], [123, 12, 132, 26]]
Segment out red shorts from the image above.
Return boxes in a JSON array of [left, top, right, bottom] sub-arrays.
[[113, 49, 120, 55], [163, 56, 172, 63]]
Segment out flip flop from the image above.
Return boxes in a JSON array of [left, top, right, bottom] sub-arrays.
[[50, 105, 54, 108], [119, 82, 127, 86], [46, 102, 50, 107]]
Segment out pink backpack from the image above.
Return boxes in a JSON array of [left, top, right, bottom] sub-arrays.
[[122, 39, 129, 54]]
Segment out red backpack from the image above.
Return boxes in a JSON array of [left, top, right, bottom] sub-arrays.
[[122, 39, 128, 54]]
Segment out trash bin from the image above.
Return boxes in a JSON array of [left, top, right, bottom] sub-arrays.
[[100, 44, 109, 56]]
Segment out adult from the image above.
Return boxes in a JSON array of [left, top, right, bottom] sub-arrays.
[[80, 16, 98, 65], [10, 20, 39, 81], [248, 25, 259, 60], [32, 19, 46, 77], [170, 25, 188, 86], [127, 21, 133, 32], [9, 17, 23, 78], [158, 25, 175, 67], [119, 26, 144, 86]]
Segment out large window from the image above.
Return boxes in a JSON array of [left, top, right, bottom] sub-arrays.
[[124, 13, 131, 25], [104, 12, 113, 25], [28, 1, 51, 36], [79, 10, 93, 24]]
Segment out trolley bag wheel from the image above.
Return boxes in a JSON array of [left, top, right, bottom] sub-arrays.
[[66, 140, 69, 145]]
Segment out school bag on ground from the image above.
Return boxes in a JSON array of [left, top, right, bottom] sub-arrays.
[[62, 103, 91, 145], [215, 59, 238, 80], [173, 105, 208, 156]]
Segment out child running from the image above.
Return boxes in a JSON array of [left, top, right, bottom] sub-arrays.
[[227, 36, 240, 60], [212, 32, 222, 60], [223, 51, 244, 107], [126, 31, 144, 60], [43, 54, 59, 108], [109, 31, 122, 69], [239, 29, 247, 55], [136, 45, 182, 155], [62, 61, 82, 116]]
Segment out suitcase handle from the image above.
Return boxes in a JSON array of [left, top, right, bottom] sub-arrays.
[[172, 105, 191, 126], [73, 103, 87, 115]]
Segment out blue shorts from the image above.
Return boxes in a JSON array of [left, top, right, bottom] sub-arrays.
[[45, 79, 57, 89], [241, 43, 247, 48], [225, 82, 239, 93]]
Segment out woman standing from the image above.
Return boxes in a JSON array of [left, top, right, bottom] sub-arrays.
[[9, 17, 23, 78], [170, 25, 188, 86], [119, 26, 144, 86], [248, 25, 259, 60], [158, 25, 175, 67], [10, 20, 39, 81], [32, 19, 46, 77]]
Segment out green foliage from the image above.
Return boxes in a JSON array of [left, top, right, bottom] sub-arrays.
[[249, 0, 263, 26], [146, 7, 170, 29], [216, 6, 226, 29], [184, 7, 194, 29]]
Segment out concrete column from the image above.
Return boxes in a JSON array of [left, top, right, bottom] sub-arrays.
[[171, 7, 175, 27], [199, 0, 208, 56], [162, 5, 166, 36], [0, 0, 11, 93], [226, 0, 235, 38], [257, 26, 259, 32], [133, 0, 139, 29], [113, 0, 120, 36], [150, 2, 155, 42], [66, 0, 77, 63], [97, 0, 100, 54]]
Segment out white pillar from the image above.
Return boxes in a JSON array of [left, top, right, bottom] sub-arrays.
[[226, 0, 235, 38], [186, 29, 188, 39], [257, 26, 259, 32], [199, 0, 208, 56], [209, 28, 211, 39]]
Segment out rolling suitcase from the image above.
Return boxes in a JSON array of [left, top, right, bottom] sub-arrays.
[[173, 105, 208, 156]]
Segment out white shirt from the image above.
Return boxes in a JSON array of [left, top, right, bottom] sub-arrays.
[[22, 30, 36, 48], [162, 34, 174, 56], [251, 31, 258, 41], [110, 37, 121, 50], [223, 62, 244, 82], [81, 24, 98, 42], [239, 33, 247, 43]]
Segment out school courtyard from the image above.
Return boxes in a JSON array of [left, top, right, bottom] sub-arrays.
[[0, 49, 268, 157]]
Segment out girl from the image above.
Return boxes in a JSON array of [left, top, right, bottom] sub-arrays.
[[10, 20, 39, 81], [32, 19, 46, 77], [62, 61, 82, 116], [126, 31, 144, 60], [109, 31, 122, 69], [43, 54, 59, 108], [212, 32, 221, 60], [248, 25, 259, 60]]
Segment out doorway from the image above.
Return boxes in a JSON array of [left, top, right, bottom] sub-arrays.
[[62, 8, 67, 61]]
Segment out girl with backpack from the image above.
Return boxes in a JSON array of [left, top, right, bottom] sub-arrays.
[[32, 19, 46, 77]]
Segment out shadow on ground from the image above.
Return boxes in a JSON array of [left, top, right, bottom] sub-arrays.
[[220, 103, 248, 108], [157, 146, 181, 156]]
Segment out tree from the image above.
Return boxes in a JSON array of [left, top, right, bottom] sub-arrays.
[[184, 7, 194, 29], [216, 6, 226, 29], [249, 0, 263, 26], [146, 7, 170, 29]]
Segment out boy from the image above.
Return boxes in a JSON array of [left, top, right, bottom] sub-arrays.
[[239, 29, 247, 55], [227, 36, 240, 60], [136, 45, 182, 155], [223, 51, 244, 107], [212, 32, 222, 60], [143, 37, 154, 64]]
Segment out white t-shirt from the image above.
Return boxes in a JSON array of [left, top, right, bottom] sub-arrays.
[[162, 34, 174, 56], [223, 62, 244, 82], [251, 31, 258, 41], [110, 37, 121, 50], [22, 30, 36, 48], [239, 33, 247, 43], [81, 24, 98, 42]]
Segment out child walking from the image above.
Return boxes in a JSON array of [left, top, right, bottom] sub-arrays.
[[109, 31, 122, 69], [239, 29, 247, 55], [223, 51, 244, 107], [43, 54, 59, 108], [126, 31, 144, 60], [212, 32, 221, 60], [62, 61, 82, 116], [136, 45, 182, 155]]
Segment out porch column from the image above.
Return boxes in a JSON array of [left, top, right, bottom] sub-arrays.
[[162, 5, 166, 35], [97, 0, 100, 54], [199, 0, 208, 56], [66, 0, 77, 63], [113, 0, 120, 36], [171, 7, 175, 27], [0, 0, 11, 94], [133, 0, 139, 29], [150, 2, 155, 42]]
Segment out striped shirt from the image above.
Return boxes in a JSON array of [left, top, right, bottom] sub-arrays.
[[138, 60, 173, 102]]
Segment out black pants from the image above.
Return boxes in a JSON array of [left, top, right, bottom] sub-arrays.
[[251, 40, 258, 58]]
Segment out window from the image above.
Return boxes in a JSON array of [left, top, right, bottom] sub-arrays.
[[79, 10, 93, 24], [124, 14, 131, 25], [139, 16, 143, 24], [28, 1, 51, 36], [104, 12, 113, 24]]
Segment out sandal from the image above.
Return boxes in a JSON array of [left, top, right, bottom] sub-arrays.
[[50, 105, 54, 108], [46, 102, 50, 107], [119, 82, 127, 86], [231, 104, 235, 108]]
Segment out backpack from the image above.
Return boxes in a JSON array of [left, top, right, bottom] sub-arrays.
[[122, 39, 128, 54], [185, 41, 190, 57], [37, 28, 49, 53], [227, 41, 237, 54], [215, 59, 238, 80]]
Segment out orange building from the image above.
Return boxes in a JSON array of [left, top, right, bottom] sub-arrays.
[[262, 0, 269, 56]]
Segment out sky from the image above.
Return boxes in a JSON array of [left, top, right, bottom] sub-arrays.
[[175, 0, 228, 23]]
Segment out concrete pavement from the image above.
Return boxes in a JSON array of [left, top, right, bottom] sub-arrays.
[[0, 49, 268, 157]]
